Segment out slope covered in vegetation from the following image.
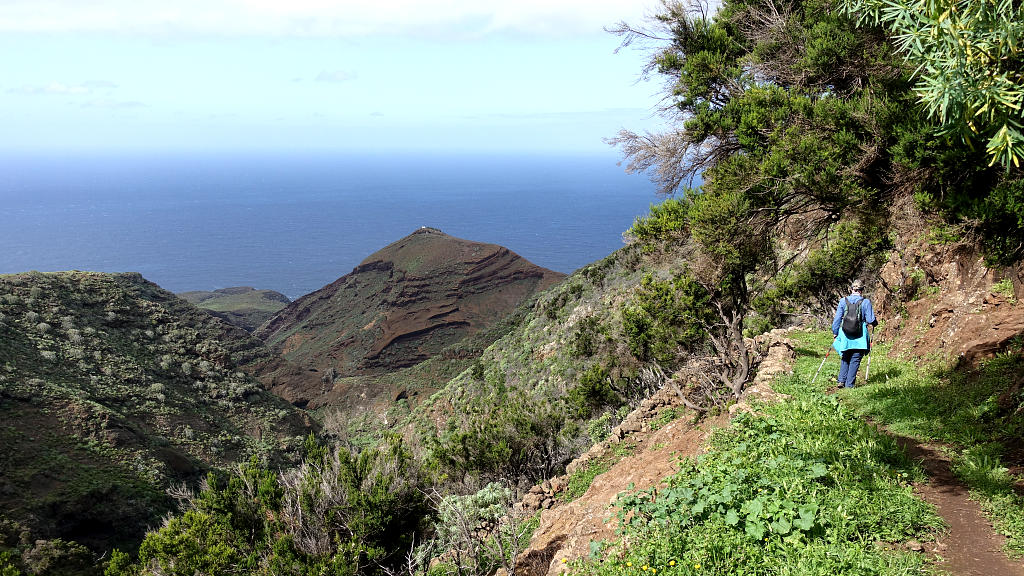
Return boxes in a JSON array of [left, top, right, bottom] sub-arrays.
[[562, 331, 944, 576], [0, 272, 310, 565], [178, 287, 290, 333]]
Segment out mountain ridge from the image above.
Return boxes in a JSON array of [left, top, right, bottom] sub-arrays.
[[254, 227, 565, 410]]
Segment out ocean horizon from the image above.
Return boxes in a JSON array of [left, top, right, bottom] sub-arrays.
[[0, 151, 661, 299]]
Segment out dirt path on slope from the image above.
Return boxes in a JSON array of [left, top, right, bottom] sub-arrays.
[[881, 429, 1024, 575], [513, 330, 798, 576], [514, 411, 729, 576]]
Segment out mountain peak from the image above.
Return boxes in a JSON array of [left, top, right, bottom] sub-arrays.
[[255, 231, 565, 409]]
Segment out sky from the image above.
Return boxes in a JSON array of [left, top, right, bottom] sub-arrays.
[[0, 1, 666, 155]]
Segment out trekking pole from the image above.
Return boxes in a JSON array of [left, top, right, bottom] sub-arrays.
[[864, 332, 875, 384], [811, 342, 835, 384]]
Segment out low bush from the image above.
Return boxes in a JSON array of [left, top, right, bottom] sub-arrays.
[[566, 365, 620, 419], [106, 435, 430, 576], [621, 273, 711, 366]]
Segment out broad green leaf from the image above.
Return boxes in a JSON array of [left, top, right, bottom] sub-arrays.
[[725, 508, 740, 526], [808, 462, 828, 478]]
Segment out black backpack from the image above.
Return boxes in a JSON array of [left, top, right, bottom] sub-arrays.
[[841, 297, 864, 338]]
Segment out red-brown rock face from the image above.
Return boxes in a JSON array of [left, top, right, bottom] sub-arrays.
[[255, 228, 564, 406]]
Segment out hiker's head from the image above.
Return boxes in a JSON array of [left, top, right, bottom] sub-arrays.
[[851, 279, 864, 293]]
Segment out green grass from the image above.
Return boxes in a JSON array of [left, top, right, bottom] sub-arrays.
[[561, 460, 614, 502], [841, 343, 1024, 557], [570, 330, 943, 576]]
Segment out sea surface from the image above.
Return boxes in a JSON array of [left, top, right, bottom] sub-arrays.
[[0, 151, 661, 299]]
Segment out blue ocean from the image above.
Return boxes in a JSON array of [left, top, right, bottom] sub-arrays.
[[0, 151, 659, 299]]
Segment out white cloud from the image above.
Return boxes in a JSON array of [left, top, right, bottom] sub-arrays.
[[6, 80, 119, 95], [8, 82, 92, 95], [81, 99, 146, 108], [0, 0, 655, 38], [315, 69, 357, 83], [81, 80, 119, 89]]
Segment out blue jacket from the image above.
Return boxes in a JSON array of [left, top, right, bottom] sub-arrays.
[[832, 294, 877, 353]]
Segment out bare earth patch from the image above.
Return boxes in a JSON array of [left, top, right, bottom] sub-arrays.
[[517, 411, 729, 576], [515, 330, 798, 576]]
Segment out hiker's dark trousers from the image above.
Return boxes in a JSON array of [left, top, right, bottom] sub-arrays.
[[838, 350, 865, 388]]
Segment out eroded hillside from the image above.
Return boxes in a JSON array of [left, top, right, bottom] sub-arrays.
[[255, 227, 565, 411]]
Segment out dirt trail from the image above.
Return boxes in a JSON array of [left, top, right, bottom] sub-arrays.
[[513, 330, 797, 576], [515, 411, 728, 576], [513, 329, 1024, 575], [886, 431, 1024, 576]]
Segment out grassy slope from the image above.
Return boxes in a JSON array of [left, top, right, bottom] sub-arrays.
[[570, 330, 944, 576], [843, 341, 1024, 556], [178, 288, 290, 332], [0, 272, 308, 552]]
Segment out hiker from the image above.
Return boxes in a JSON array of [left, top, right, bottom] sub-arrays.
[[831, 279, 877, 388]]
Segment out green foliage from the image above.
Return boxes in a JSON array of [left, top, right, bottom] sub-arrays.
[[542, 281, 585, 321], [573, 331, 942, 576], [9, 539, 96, 576], [627, 197, 691, 247], [649, 407, 681, 432], [982, 492, 1024, 558], [109, 437, 430, 576], [613, 0, 1024, 312], [969, 178, 1024, 264], [992, 276, 1017, 303], [754, 222, 890, 324], [429, 482, 533, 576], [103, 550, 136, 576], [843, 0, 1024, 168], [0, 552, 21, 576], [844, 345, 1024, 555], [561, 460, 613, 503], [429, 384, 571, 482], [622, 273, 711, 366], [569, 316, 604, 358], [566, 365, 620, 419]]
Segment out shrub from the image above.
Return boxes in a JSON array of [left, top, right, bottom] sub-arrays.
[[566, 365, 620, 419], [622, 273, 711, 366], [569, 316, 603, 358], [627, 197, 691, 246], [110, 436, 430, 576], [753, 221, 889, 326], [430, 387, 573, 483], [428, 482, 531, 576]]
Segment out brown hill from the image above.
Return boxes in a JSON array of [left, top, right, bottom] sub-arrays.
[[255, 227, 565, 409]]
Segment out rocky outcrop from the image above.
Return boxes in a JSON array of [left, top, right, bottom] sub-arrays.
[[874, 200, 1024, 363], [254, 228, 565, 408]]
